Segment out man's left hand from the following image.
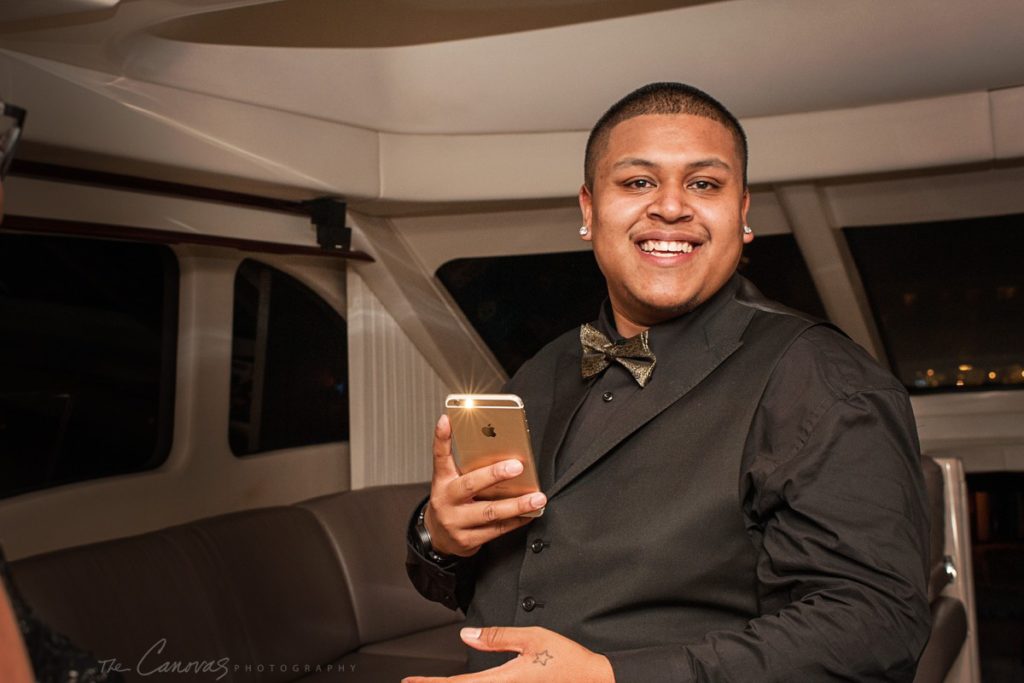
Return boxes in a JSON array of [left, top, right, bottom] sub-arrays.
[[401, 626, 614, 683]]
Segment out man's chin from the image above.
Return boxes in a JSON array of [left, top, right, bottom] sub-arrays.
[[627, 295, 704, 327], [654, 299, 702, 320]]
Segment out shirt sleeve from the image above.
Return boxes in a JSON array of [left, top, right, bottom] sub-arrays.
[[405, 502, 478, 613], [607, 328, 932, 682]]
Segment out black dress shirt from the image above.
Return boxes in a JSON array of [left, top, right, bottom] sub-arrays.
[[555, 300, 642, 481], [407, 276, 930, 682]]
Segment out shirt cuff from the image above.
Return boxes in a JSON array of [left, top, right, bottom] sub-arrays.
[[405, 496, 462, 610]]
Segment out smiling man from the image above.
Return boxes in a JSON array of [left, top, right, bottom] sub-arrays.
[[580, 109, 752, 334], [406, 83, 930, 682]]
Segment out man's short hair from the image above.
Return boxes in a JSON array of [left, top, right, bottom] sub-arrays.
[[584, 82, 748, 190]]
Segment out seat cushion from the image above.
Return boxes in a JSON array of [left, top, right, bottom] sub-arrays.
[[300, 483, 462, 645], [913, 596, 968, 683], [190, 507, 363, 677], [11, 521, 244, 676], [11, 506, 361, 682], [359, 622, 467, 663]]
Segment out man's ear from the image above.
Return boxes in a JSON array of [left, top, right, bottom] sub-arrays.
[[578, 184, 593, 241], [740, 189, 752, 244]]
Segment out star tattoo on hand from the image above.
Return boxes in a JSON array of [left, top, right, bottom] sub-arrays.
[[532, 650, 553, 666]]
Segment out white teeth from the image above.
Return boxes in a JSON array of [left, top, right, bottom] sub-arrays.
[[639, 239, 695, 254]]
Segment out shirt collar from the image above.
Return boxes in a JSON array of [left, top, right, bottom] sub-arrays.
[[593, 274, 742, 360]]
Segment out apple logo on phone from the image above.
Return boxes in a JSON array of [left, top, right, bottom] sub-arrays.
[[481, 424, 497, 438]]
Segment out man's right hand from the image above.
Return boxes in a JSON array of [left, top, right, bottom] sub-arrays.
[[425, 414, 547, 558]]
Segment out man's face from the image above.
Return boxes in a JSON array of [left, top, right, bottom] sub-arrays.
[[579, 113, 750, 334]]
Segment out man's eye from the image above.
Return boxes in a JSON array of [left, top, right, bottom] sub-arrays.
[[626, 179, 654, 189], [689, 180, 718, 191]]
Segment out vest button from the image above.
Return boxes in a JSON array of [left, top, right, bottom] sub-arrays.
[[530, 539, 547, 553], [521, 596, 537, 612], [602, 391, 614, 402]]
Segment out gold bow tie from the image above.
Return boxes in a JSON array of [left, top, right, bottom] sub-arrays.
[[580, 323, 657, 387]]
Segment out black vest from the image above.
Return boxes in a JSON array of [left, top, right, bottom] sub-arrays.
[[465, 279, 820, 670]]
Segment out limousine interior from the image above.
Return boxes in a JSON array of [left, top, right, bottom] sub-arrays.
[[1, 0, 1022, 681]]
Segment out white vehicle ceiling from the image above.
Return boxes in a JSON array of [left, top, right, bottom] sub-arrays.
[[1, 0, 1023, 202], [4, 0, 1024, 133]]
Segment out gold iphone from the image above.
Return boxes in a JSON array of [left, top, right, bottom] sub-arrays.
[[445, 393, 544, 517]]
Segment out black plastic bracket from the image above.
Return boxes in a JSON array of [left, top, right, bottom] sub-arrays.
[[305, 197, 351, 251]]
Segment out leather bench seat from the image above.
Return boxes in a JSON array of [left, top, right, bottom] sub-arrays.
[[10, 459, 970, 682], [11, 483, 466, 682]]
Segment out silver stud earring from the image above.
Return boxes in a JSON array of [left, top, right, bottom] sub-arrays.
[[743, 225, 753, 235], [579, 225, 589, 236]]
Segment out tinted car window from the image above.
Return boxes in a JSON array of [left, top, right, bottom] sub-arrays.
[[845, 213, 1024, 392], [230, 259, 348, 455], [0, 234, 178, 498]]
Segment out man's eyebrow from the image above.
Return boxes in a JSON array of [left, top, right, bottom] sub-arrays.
[[611, 157, 658, 170], [687, 158, 732, 172], [609, 157, 733, 172]]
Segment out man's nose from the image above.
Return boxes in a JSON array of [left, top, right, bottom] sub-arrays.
[[646, 185, 692, 222]]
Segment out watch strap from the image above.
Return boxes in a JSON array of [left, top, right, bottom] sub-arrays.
[[415, 501, 456, 566]]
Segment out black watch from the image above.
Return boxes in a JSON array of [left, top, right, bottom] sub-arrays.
[[415, 501, 455, 566]]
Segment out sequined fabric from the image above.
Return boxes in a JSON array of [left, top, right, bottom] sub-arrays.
[[579, 323, 657, 387]]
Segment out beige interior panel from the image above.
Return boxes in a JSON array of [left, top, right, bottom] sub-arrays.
[[0, 50, 380, 199], [822, 164, 1024, 229], [747, 93, 994, 183], [992, 85, 1024, 160], [4, 177, 317, 243], [913, 393, 1024, 467], [379, 130, 588, 202], [744, 190, 791, 236]]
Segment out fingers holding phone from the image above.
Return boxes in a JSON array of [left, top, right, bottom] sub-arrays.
[[425, 395, 547, 557]]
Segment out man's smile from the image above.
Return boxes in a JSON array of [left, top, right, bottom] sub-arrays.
[[637, 239, 698, 256], [633, 230, 706, 261]]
